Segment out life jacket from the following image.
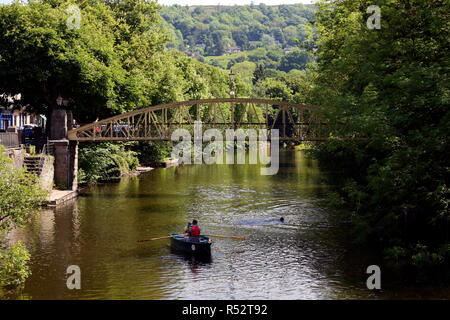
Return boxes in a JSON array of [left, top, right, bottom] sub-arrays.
[[190, 225, 200, 237]]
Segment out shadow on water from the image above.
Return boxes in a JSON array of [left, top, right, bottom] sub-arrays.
[[170, 248, 213, 265], [5, 150, 450, 299]]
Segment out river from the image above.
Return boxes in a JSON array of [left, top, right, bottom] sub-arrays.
[[6, 150, 450, 299]]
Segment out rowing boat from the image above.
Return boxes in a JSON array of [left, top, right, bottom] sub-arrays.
[[170, 233, 212, 256]]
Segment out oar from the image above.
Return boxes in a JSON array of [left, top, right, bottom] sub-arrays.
[[138, 234, 245, 242], [207, 234, 245, 240], [137, 235, 174, 242]]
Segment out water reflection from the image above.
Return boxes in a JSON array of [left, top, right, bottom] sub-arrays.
[[6, 150, 449, 299]]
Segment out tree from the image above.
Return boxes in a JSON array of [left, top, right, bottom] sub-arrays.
[[0, 145, 47, 288], [261, 34, 276, 47], [252, 64, 266, 85], [232, 29, 249, 50], [231, 61, 257, 85], [78, 142, 139, 183], [271, 27, 285, 45], [0, 0, 168, 126], [311, 0, 450, 267], [279, 48, 311, 73], [263, 78, 292, 101], [159, 3, 317, 75]]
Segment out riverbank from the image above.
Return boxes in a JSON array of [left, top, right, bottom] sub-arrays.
[[45, 158, 179, 207], [46, 189, 78, 207]]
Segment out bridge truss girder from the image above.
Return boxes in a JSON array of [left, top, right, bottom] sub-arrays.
[[68, 98, 327, 142]]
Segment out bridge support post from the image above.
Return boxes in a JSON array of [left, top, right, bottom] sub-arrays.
[[50, 109, 73, 139], [52, 140, 78, 191], [49, 109, 78, 191]]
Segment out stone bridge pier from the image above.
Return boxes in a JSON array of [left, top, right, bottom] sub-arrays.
[[50, 109, 78, 191]]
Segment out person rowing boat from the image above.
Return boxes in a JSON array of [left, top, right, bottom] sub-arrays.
[[183, 222, 192, 234], [189, 219, 201, 242]]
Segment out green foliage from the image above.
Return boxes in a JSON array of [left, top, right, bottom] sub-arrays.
[[133, 141, 173, 164], [161, 4, 316, 74], [0, 145, 46, 288], [261, 78, 293, 101], [203, 46, 310, 75], [310, 0, 450, 267], [232, 61, 257, 85], [78, 142, 139, 183], [0, 0, 222, 123], [384, 246, 407, 262], [0, 146, 47, 233], [0, 242, 31, 288], [0, 0, 167, 121], [278, 48, 312, 73], [161, 4, 315, 54], [252, 64, 266, 85]]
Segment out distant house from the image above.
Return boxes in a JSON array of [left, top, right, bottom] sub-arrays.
[[226, 46, 241, 54], [0, 108, 12, 131], [0, 94, 44, 132], [284, 47, 295, 54], [0, 107, 43, 132]]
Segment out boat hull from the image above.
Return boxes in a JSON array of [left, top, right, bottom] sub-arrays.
[[170, 234, 212, 256]]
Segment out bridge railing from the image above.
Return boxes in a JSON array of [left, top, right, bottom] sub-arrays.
[[68, 98, 328, 142]]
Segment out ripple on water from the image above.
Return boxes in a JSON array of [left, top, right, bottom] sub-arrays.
[[13, 151, 439, 300]]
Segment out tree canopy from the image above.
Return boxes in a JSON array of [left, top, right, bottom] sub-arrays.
[[160, 3, 316, 75], [0, 0, 234, 124], [310, 0, 450, 267]]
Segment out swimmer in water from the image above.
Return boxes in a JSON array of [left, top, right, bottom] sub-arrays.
[[280, 217, 284, 223]]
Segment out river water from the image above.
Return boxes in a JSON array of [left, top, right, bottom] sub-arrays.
[[7, 150, 450, 299]]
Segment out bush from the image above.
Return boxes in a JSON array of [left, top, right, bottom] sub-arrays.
[[0, 145, 46, 289], [0, 242, 31, 288], [133, 141, 173, 164], [78, 143, 140, 184]]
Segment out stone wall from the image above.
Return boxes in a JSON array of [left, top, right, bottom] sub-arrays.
[[52, 139, 78, 190], [50, 109, 68, 140], [2, 147, 25, 169], [69, 140, 78, 191], [39, 155, 54, 191]]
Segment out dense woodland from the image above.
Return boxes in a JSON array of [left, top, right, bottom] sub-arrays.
[[161, 4, 315, 54], [310, 0, 449, 277], [0, 0, 449, 289], [161, 4, 316, 76]]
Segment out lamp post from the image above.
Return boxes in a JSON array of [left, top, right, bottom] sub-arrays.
[[229, 70, 236, 128], [56, 94, 63, 107], [229, 69, 235, 99]]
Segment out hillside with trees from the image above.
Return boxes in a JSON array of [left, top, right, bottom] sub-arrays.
[[160, 3, 316, 76]]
